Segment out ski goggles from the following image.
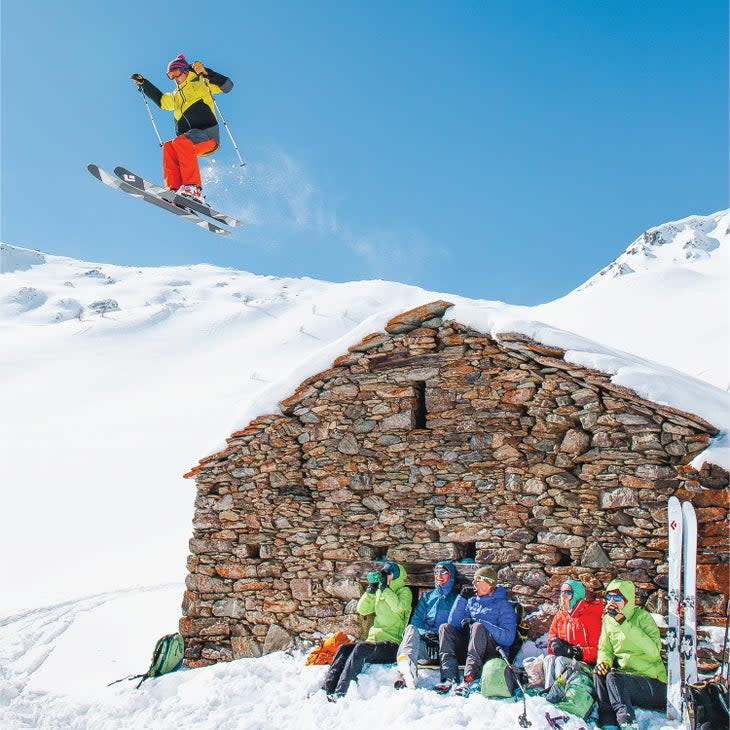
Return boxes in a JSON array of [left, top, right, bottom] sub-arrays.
[[473, 575, 493, 584], [167, 68, 187, 79], [605, 593, 624, 603]]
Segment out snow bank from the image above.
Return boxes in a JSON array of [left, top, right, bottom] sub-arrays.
[[0, 586, 681, 730]]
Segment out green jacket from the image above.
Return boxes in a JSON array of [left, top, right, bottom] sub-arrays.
[[357, 563, 412, 643], [596, 579, 667, 683]]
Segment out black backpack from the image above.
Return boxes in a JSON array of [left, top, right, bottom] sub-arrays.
[[508, 601, 529, 661], [683, 681, 729, 730]]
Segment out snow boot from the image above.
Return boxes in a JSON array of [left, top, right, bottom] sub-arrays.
[[397, 655, 418, 689], [433, 679, 456, 694], [177, 184, 205, 203], [454, 675, 479, 697]]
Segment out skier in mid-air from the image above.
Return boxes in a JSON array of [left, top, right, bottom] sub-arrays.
[[130, 54, 233, 204]]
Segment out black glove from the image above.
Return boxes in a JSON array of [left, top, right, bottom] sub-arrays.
[[421, 631, 439, 644], [567, 644, 583, 660], [460, 585, 476, 599], [365, 582, 378, 594], [130, 73, 144, 85], [461, 617, 475, 631], [549, 637, 582, 660], [423, 633, 439, 662]]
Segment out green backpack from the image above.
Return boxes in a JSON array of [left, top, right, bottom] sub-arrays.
[[109, 633, 185, 689], [546, 661, 595, 719], [480, 657, 518, 698]]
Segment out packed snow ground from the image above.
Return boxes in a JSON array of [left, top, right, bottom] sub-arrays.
[[0, 586, 681, 730], [0, 210, 727, 729]]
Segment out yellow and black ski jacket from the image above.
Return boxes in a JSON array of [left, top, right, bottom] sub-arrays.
[[140, 68, 233, 145]]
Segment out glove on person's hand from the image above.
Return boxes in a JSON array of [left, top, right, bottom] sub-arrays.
[[461, 618, 475, 631], [366, 571, 381, 584], [130, 74, 144, 84], [549, 637, 573, 657], [191, 60, 207, 76], [365, 582, 379, 594], [594, 662, 610, 676], [550, 637, 583, 660], [422, 631, 439, 645], [459, 585, 476, 599]]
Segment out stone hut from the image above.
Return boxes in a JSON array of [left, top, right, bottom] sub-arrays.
[[181, 301, 729, 669]]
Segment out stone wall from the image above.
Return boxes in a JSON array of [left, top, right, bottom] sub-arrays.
[[182, 301, 729, 669]]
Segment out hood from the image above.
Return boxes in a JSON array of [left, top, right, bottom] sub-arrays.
[[434, 561, 457, 594], [605, 578, 636, 619], [563, 579, 586, 611], [387, 562, 407, 591]]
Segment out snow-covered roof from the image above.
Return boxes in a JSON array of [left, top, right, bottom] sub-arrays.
[[191, 299, 728, 475]]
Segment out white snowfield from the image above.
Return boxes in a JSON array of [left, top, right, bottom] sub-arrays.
[[0, 209, 727, 729]]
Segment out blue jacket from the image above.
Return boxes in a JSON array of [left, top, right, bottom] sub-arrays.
[[448, 584, 517, 650], [410, 562, 459, 633]]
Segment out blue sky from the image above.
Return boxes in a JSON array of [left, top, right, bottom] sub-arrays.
[[1, 0, 727, 304]]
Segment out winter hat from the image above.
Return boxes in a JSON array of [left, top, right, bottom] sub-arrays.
[[167, 54, 189, 74], [381, 561, 400, 580], [561, 579, 586, 610], [473, 566, 497, 585]]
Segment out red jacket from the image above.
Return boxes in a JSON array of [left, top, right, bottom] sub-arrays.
[[547, 598, 604, 665]]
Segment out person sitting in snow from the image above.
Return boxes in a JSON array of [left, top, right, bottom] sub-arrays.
[[593, 579, 666, 730], [544, 575, 604, 689], [393, 560, 459, 690], [130, 54, 233, 204], [321, 561, 411, 700], [434, 565, 516, 696]]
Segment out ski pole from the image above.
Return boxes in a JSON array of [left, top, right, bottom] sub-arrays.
[[136, 83, 163, 147], [201, 75, 246, 167], [496, 646, 531, 728], [722, 598, 730, 682]]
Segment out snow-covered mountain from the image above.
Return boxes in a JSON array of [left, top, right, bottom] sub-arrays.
[[579, 211, 728, 288], [535, 210, 730, 391], [0, 210, 728, 730]]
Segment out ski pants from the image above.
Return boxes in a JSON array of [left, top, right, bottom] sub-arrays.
[[162, 133, 217, 190], [396, 624, 435, 666], [594, 669, 666, 726], [322, 640, 398, 697], [439, 622, 500, 682]]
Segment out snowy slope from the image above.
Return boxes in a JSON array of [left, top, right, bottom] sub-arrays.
[[535, 210, 730, 390], [0, 210, 727, 729]]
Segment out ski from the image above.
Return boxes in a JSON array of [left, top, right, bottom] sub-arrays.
[[113, 167, 243, 228], [666, 495, 683, 721], [681, 500, 698, 686], [87, 164, 229, 236]]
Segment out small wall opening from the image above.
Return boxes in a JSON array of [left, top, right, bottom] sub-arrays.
[[454, 542, 477, 561], [555, 548, 571, 567], [413, 381, 427, 429], [360, 545, 390, 561], [241, 543, 261, 558]]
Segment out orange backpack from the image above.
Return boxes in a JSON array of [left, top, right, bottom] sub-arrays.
[[304, 631, 352, 666]]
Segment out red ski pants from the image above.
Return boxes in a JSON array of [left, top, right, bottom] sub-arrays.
[[162, 134, 217, 190]]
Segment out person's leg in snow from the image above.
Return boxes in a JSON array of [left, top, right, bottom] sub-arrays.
[[463, 622, 499, 682], [321, 643, 357, 696], [323, 641, 398, 699]]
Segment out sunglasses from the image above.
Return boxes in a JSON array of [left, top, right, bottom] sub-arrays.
[[433, 568, 449, 575], [606, 594, 624, 603], [473, 576, 492, 584], [560, 589, 573, 595]]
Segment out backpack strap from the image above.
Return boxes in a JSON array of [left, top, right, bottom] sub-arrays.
[[107, 673, 145, 687]]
